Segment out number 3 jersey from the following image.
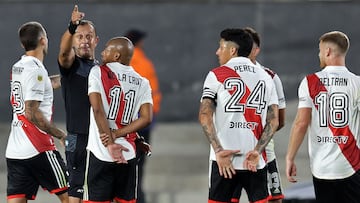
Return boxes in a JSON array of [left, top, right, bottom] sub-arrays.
[[201, 57, 278, 170], [87, 62, 152, 162], [6, 55, 56, 159], [298, 66, 360, 179]]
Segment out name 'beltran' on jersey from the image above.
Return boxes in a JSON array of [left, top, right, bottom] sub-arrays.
[[319, 77, 348, 86]]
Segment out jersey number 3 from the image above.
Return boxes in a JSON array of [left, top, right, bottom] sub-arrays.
[[11, 81, 25, 114]]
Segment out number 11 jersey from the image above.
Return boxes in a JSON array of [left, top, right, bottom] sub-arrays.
[[87, 62, 152, 162]]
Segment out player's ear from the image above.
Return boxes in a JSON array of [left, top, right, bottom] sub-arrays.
[[39, 37, 46, 46], [254, 46, 260, 56], [94, 36, 100, 47], [230, 46, 238, 56], [114, 52, 120, 61], [325, 47, 331, 57]]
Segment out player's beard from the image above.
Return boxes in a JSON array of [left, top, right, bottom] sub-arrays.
[[319, 58, 326, 69]]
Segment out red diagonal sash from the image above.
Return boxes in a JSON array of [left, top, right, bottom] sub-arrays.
[[213, 66, 263, 138], [100, 65, 125, 129], [212, 66, 265, 160], [100, 65, 136, 146], [17, 114, 56, 152], [307, 74, 360, 170]]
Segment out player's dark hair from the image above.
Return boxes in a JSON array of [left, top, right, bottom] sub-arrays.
[[220, 28, 253, 57], [18, 21, 45, 51], [244, 27, 260, 47]]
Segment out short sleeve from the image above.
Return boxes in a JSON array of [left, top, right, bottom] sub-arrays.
[[201, 71, 219, 101], [273, 74, 286, 109], [88, 66, 101, 95], [298, 77, 313, 108], [267, 79, 279, 106], [23, 67, 46, 102], [139, 78, 153, 105]]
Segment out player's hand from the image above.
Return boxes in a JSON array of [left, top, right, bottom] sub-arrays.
[[243, 150, 260, 172], [100, 133, 110, 146], [59, 134, 67, 148], [71, 5, 85, 25], [215, 149, 240, 179], [107, 143, 129, 164], [54, 128, 67, 147], [286, 159, 298, 183]]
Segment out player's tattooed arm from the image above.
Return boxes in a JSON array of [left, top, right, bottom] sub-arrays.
[[199, 98, 223, 153], [25, 100, 66, 139], [254, 104, 279, 153]]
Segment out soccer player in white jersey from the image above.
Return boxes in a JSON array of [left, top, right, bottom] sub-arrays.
[[6, 21, 69, 203], [286, 31, 360, 203], [83, 37, 152, 203], [199, 28, 279, 203], [229, 27, 287, 203]]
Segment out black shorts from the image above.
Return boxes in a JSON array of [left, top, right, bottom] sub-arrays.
[[65, 133, 88, 198], [313, 170, 360, 203], [209, 161, 269, 203], [7, 150, 68, 200], [231, 158, 284, 202], [83, 151, 137, 202]]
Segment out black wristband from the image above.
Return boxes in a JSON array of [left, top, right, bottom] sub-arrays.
[[68, 21, 78, 35]]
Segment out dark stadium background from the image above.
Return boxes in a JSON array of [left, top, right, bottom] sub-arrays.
[[1, 1, 359, 123], [0, 1, 357, 202]]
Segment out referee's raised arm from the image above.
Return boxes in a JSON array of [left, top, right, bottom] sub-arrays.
[[58, 5, 84, 69]]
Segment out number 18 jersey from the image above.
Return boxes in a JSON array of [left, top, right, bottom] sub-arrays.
[[298, 66, 360, 179], [201, 57, 278, 170], [87, 62, 152, 162]]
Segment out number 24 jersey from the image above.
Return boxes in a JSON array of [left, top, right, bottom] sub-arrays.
[[201, 57, 278, 170]]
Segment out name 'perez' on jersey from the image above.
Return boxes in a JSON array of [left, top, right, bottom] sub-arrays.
[[201, 57, 278, 170]]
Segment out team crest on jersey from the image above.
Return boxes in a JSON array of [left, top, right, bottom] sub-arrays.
[[37, 75, 43, 82]]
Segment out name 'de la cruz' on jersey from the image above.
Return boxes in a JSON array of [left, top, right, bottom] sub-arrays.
[[298, 66, 360, 179], [7, 55, 56, 159], [87, 62, 152, 162], [201, 57, 278, 170]]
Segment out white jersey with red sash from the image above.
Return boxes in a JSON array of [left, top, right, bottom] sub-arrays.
[[87, 62, 152, 162], [6, 55, 56, 159], [257, 61, 287, 162], [298, 66, 360, 179], [201, 57, 278, 170]]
